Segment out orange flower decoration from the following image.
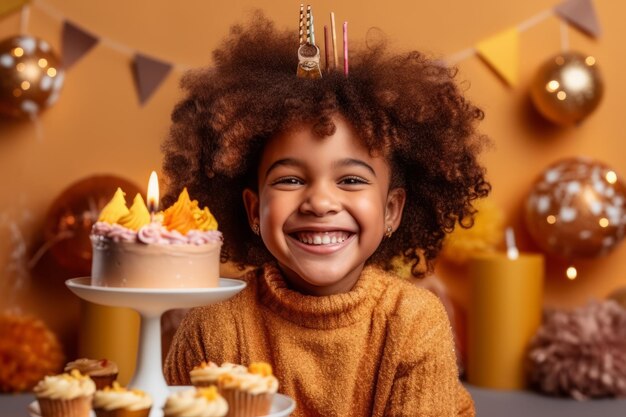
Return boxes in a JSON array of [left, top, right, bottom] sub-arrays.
[[0, 313, 64, 392]]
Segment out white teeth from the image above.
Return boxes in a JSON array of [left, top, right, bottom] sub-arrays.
[[296, 231, 348, 245]]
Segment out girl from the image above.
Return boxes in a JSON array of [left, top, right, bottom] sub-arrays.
[[163, 13, 489, 417]]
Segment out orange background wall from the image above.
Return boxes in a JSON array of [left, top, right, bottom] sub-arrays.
[[1, 0, 625, 356]]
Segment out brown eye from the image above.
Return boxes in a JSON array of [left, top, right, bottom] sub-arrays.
[[272, 177, 303, 186], [339, 176, 368, 185]]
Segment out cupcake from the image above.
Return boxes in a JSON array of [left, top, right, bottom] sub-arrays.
[[65, 358, 119, 389], [190, 362, 247, 388], [33, 369, 96, 417], [163, 386, 228, 417], [217, 362, 278, 417], [92, 382, 152, 417]]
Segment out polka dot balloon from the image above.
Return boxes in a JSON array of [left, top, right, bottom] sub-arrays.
[[0, 35, 64, 118], [525, 157, 626, 259]]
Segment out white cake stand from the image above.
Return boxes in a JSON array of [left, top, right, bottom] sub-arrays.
[[65, 277, 296, 417]]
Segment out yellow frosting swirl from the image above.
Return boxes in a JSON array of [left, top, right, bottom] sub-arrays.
[[193, 206, 218, 231], [117, 194, 151, 231], [197, 386, 219, 401], [248, 362, 273, 377], [98, 188, 129, 224]]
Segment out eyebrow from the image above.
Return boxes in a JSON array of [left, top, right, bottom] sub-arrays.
[[333, 158, 376, 176], [264, 157, 376, 177]]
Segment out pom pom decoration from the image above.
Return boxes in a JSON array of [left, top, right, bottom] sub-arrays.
[[525, 157, 626, 260], [440, 197, 504, 265], [529, 52, 603, 126], [0, 35, 65, 118], [526, 300, 626, 400], [0, 312, 64, 393]]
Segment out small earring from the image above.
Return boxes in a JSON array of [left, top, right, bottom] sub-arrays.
[[252, 221, 260, 235], [385, 225, 393, 238]]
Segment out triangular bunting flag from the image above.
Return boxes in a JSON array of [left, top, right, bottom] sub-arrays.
[[62, 21, 99, 69], [555, 0, 602, 38], [476, 28, 520, 87], [0, 0, 28, 19], [132, 53, 172, 105]]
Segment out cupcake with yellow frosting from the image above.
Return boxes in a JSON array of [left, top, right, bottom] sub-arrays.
[[92, 382, 152, 417], [217, 362, 278, 417], [90, 187, 222, 288], [190, 362, 247, 388], [33, 369, 95, 417], [64, 358, 119, 390], [163, 386, 228, 417]]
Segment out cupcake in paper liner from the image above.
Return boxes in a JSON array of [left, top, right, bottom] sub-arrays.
[[93, 382, 152, 417], [163, 386, 228, 417], [190, 361, 247, 388], [218, 362, 278, 417], [33, 369, 96, 417], [65, 358, 119, 390]]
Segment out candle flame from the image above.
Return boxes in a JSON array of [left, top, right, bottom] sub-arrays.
[[147, 171, 159, 213]]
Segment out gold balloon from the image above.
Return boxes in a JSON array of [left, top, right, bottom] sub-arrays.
[[0, 35, 65, 118], [525, 158, 626, 259], [530, 52, 603, 126]]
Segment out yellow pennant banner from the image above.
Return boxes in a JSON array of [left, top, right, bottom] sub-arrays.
[[0, 0, 28, 19], [476, 28, 520, 87]]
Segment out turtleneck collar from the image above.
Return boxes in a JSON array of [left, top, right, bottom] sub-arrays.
[[256, 263, 386, 329]]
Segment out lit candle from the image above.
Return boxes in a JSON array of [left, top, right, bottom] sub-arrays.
[[466, 228, 544, 390], [147, 171, 159, 215]]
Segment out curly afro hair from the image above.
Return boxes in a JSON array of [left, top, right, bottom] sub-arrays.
[[162, 12, 490, 277]]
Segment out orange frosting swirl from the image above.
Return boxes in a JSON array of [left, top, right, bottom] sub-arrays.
[[162, 188, 197, 234], [163, 188, 218, 234]]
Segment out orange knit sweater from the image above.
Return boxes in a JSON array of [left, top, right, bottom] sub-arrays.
[[164, 263, 474, 417]]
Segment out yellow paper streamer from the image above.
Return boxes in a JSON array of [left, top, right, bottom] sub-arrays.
[[476, 27, 520, 86]]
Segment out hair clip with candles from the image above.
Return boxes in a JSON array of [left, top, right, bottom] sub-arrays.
[[297, 4, 322, 79]]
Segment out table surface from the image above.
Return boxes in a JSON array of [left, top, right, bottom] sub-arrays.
[[3, 386, 626, 416], [466, 384, 626, 417]]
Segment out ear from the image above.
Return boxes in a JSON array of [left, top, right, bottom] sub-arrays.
[[385, 187, 406, 233], [242, 188, 260, 227]]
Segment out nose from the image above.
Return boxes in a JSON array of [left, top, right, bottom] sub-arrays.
[[300, 182, 341, 216]]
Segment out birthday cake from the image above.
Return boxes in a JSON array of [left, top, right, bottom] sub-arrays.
[[90, 187, 222, 288]]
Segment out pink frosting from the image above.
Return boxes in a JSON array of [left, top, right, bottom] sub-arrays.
[[92, 222, 222, 246]]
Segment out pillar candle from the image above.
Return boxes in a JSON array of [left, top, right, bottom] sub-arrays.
[[78, 300, 140, 385], [467, 253, 544, 389]]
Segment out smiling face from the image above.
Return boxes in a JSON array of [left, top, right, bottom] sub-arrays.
[[243, 114, 405, 295]]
